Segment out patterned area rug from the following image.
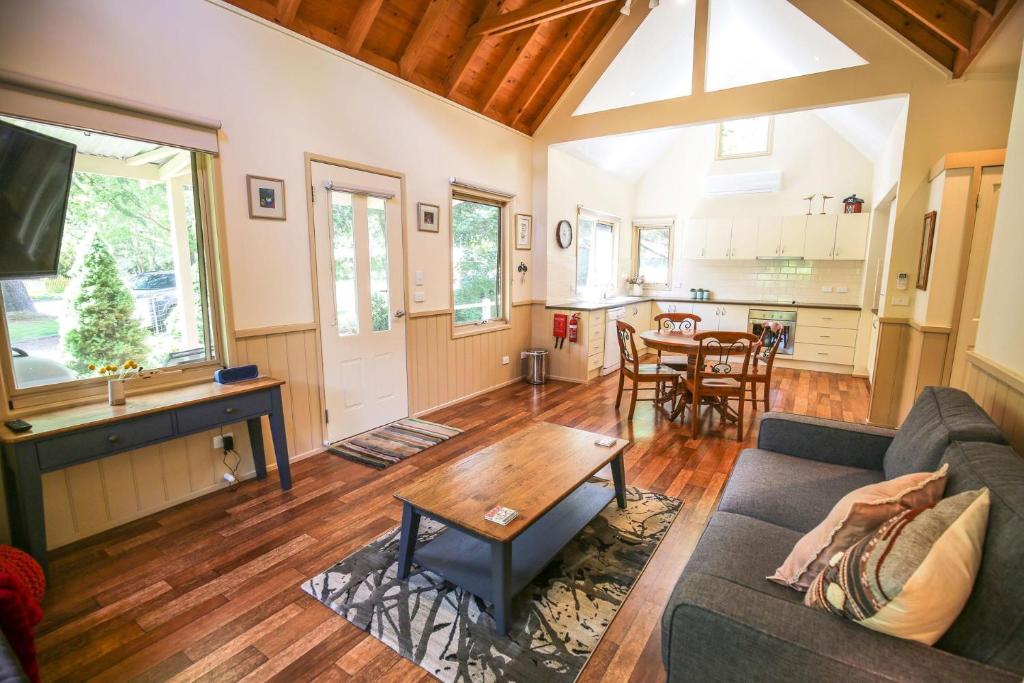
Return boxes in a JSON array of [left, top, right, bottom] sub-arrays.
[[327, 418, 463, 469], [301, 481, 681, 682]]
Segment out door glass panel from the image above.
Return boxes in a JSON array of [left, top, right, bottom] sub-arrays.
[[330, 191, 358, 336], [367, 196, 390, 332]]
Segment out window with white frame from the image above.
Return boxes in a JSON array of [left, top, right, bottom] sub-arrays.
[[451, 191, 505, 326], [576, 211, 617, 295], [633, 221, 673, 288], [716, 116, 774, 159], [0, 116, 219, 392]]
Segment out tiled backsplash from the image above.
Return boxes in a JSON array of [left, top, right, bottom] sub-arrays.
[[667, 259, 864, 306]]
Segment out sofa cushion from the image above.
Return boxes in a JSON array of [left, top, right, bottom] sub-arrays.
[[884, 387, 1006, 479], [937, 441, 1024, 674], [718, 449, 883, 532]]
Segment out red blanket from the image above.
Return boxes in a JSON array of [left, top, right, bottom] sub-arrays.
[[0, 571, 42, 682]]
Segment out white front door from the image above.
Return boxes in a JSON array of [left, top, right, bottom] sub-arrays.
[[311, 161, 408, 443], [951, 167, 1002, 387]]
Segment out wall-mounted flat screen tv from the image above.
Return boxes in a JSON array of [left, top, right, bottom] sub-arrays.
[[0, 119, 76, 279]]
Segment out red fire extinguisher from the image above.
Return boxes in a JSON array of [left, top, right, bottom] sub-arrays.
[[553, 313, 567, 348], [568, 314, 579, 343]]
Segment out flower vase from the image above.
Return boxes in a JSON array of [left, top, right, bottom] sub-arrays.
[[108, 379, 126, 406], [630, 284, 643, 296]]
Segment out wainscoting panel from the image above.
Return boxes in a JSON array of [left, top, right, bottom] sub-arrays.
[[961, 352, 1024, 455], [407, 304, 533, 415], [0, 328, 324, 549]]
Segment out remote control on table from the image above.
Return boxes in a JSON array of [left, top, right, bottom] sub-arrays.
[[4, 419, 33, 433]]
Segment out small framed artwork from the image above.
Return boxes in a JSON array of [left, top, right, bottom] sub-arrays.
[[418, 203, 440, 233], [246, 175, 286, 220], [916, 210, 937, 290], [515, 213, 533, 250]]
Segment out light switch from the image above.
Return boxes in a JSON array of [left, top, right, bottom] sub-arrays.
[[892, 295, 909, 306], [414, 291, 426, 302], [414, 270, 424, 285]]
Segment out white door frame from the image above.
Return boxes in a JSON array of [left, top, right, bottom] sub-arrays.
[[303, 153, 411, 440]]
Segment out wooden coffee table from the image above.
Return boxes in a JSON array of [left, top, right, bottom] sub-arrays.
[[393, 422, 629, 635]]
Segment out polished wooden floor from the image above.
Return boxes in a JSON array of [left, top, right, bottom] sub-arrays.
[[37, 366, 869, 682]]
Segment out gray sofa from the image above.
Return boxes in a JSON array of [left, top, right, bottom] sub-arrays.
[[661, 386, 1023, 682]]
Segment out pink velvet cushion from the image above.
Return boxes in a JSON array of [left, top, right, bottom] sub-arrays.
[[769, 464, 948, 591]]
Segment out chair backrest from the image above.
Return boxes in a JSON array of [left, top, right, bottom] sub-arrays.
[[615, 320, 640, 372], [693, 331, 759, 383], [654, 312, 700, 336], [754, 322, 784, 369]]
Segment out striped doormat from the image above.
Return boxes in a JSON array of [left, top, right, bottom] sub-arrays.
[[327, 418, 463, 469]]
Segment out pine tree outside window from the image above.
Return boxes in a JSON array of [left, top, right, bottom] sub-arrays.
[[0, 116, 219, 394]]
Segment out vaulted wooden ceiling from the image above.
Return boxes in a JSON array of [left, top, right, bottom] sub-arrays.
[[224, 0, 1018, 137], [225, 0, 624, 135], [854, 0, 1019, 76]]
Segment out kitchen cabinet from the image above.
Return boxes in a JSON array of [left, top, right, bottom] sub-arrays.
[[705, 218, 733, 259], [793, 307, 860, 367], [803, 214, 869, 261], [780, 215, 807, 258], [691, 303, 749, 331], [682, 218, 707, 259], [804, 215, 838, 259], [755, 216, 783, 257], [833, 213, 870, 260], [730, 217, 759, 259], [625, 301, 651, 350]]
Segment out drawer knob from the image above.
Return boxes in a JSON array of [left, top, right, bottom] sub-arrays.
[[107, 434, 120, 443], [225, 407, 236, 414]]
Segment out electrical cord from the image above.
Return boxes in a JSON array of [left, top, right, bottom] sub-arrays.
[[223, 448, 241, 490]]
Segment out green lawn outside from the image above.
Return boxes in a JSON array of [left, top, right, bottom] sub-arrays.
[[7, 314, 59, 342]]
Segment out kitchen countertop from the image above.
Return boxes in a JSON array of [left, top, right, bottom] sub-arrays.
[[545, 296, 862, 312]]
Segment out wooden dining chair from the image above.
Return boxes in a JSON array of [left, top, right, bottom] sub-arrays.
[[746, 323, 784, 412], [615, 320, 682, 420], [652, 313, 701, 370], [679, 331, 759, 441]]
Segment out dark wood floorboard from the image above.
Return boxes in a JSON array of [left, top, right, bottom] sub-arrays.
[[36, 366, 869, 682]]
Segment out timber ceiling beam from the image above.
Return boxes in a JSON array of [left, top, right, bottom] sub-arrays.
[[478, 25, 542, 114], [508, 11, 593, 128], [953, 0, 1020, 75], [886, 0, 974, 51], [469, 0, 618, 38], [275, 0, 302, 26], [400, 0, 453, 79], [345, 0, 384, 54], [853, 0, 958, 68], [445, 0, 503, 97]]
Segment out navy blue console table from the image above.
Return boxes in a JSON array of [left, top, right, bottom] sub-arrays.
[[0, 377, 291, 573]]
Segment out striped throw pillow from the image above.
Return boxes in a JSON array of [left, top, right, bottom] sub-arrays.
[[804, 488, 990, 645]]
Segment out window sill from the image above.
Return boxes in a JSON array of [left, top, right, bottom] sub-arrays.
[[451, 319, 511, 339]]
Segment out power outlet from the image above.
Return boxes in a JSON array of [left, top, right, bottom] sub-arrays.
[[837, 286, 849, 293], [501, 355, 510, 365], [821, 285, 833, 293], [892, 295, 910, 306], [414, 291, 426, 302], [213, 432, 234, 450]]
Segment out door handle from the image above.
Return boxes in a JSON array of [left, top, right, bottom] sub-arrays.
[[394, 310, 406, 318]]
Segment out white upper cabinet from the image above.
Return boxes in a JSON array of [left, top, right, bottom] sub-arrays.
[[705, 218, 733, 259], [682, 218, 707, 259], [730, 216, 759, 259], [779, 215, 807, 258], [804, 215, 838, 259], [755, 215, 783, 257], [833, 213, 869, 260]]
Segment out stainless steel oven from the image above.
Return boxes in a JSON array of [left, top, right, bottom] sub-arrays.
[[748, 309, 796, 356]]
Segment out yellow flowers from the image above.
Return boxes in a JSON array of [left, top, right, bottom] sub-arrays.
[[93, 359, 144, 378]]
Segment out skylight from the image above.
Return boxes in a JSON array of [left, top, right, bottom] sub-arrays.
[[574, 0, 695, 116], [706, 0, 866, 92]]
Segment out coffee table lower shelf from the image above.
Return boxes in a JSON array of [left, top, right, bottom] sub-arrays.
[[413, 481, 615, 605]]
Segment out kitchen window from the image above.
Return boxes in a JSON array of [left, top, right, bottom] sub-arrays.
[[0, 116, 220, 396], [633, 221, 673, 288], [576, 210, 617, 296], [451, 190, 506, 330], [716, 116, 773, 159]]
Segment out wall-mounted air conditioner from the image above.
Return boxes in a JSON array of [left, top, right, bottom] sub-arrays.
[[702, 170, 783, 196]]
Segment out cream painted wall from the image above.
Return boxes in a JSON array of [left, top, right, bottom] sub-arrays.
[[0, 0, 535, 328], [913, 168, 972, 326], [975, 44, 1024, 375], [546, 148, 635, 299]]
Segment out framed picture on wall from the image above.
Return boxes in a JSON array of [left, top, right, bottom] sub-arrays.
[[246, 175, 286, 220], [515, 213, 532, 250], [916, 210, 937, 290], [417, 203, 440, 233]]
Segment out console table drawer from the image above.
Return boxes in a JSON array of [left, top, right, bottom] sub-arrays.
[[176, 392, 272, 433], [36, 413, 174, 470]]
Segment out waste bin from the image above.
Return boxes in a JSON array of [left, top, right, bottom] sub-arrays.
[[523, 348, 548, 385]]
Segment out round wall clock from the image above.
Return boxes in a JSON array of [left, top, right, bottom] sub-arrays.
[[556, 220, 573, 249]]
